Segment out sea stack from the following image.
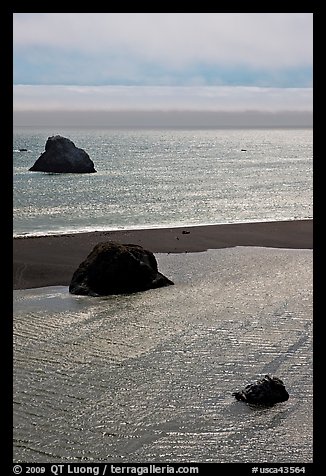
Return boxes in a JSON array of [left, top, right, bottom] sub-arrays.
[[69, 241, 174, 296], [29, 135, 97, 173]]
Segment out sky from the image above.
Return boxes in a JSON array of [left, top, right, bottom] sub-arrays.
[[13, 13, 313, 127]]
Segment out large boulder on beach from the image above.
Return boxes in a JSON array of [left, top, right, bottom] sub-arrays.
[[29, 135, 96, 173], [69, 241, 174, 296], [232, 375, 289, 405]]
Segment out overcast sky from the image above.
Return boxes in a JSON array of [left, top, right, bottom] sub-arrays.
[[13, 13, 313, 126]]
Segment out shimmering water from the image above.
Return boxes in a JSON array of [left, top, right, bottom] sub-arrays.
[[13, 127, 313, 237], [13, 247, 313, 463]]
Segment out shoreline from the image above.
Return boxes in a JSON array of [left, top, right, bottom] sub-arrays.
[[13, 219, 313, 290]]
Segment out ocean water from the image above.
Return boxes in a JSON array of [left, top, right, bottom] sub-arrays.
[[13, 127, 313, 237], [13, 247, 313, 463], [13, 127, 314, 464]]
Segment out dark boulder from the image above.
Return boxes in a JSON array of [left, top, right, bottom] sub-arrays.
[[29, 135, 96, 173], [69, 241, 174, 296], [232, 375, 289, 405]]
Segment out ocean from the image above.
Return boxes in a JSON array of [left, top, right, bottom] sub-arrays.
[[13, 127, 313, 464], [13, 127, 313, 237]]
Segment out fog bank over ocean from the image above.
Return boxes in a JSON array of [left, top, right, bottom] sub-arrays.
[[13, 110, 313, 128]]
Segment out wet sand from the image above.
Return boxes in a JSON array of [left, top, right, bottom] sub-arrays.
[[13, 247, 313, 462], [13, 219, 313, 290]]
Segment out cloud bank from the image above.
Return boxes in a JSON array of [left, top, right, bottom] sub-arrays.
[[13, 14, 313, 126], [13, 13, 312, 68], [13, 13, 313, 87], [13, 85, 313, 112], [13, 85, 312, 127]]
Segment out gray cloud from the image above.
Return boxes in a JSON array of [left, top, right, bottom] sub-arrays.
[[13, 13, 313, 70]]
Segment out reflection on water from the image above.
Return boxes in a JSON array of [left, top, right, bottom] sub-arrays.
[[13, 128, 313, 236], [13, 247, 313, 463]]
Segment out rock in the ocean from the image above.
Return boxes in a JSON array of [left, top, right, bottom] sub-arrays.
[[29, 135, 96, 173], [69, 241, 174, 296], [232, 375, 289, 405]]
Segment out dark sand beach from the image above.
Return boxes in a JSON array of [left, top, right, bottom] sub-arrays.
[[13, 219, 312, 290]]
